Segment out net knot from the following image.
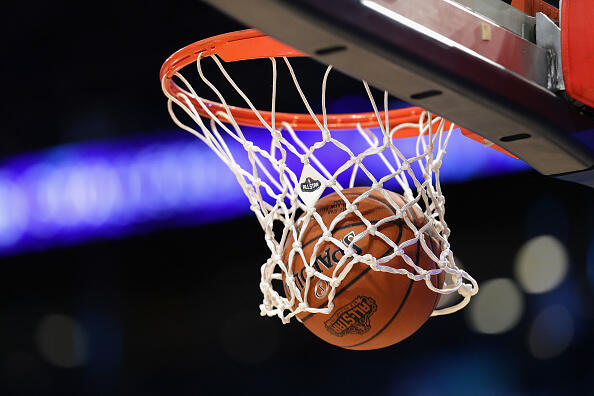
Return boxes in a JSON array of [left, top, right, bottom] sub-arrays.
[[330, 279, 341, 288], [243, 140, 254, 151], [459, 283, 473, 297], [367, 225, 377, 236], [363, 253, 375, 266], [292, 241, 302, 250], [346, 203, 357, 212], [305, 266, 315, 277], [322, 230, 332, 240], [231, 162, 243, 173], [271, 129, 283, 140]]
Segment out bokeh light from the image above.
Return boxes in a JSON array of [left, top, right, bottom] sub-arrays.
[[467, 278, 524, 334], [0, 174, 29, 246], [388, 347, 520, 396], [514, 235, 569, 294], [35, 314, 89, 368], [527, 305, 574, 359]]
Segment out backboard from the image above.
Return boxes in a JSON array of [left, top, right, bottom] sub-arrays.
[[201, 0, 594, 187]]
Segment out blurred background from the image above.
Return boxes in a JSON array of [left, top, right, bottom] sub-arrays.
[[1, 0, 593, 395]]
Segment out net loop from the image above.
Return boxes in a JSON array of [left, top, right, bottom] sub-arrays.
[[161, 30, 478, 323]]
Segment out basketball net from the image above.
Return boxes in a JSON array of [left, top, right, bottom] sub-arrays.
[[160, 30, 478, 324]]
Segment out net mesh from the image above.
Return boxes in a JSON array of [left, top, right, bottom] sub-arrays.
[[161, 54, 478, 323]]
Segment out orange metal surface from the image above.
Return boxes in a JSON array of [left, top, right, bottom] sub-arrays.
[[561, 0, 594, 108], [511, 0, 559, 20]]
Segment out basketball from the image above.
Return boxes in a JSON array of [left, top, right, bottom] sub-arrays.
[[282, 187, 444, 350]]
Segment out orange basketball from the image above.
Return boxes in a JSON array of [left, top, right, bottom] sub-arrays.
[[282, 187, 443, 350]]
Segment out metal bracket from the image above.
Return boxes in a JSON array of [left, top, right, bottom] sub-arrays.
[[535, 12, 565, 91], [452, 0, 537, 41]]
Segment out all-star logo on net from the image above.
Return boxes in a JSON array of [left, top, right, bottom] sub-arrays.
[[300, 177, 322, 193]]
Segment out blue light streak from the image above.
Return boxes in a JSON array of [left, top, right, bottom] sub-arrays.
[[0, 134, 246, 256], [0, 126, 527, 256]]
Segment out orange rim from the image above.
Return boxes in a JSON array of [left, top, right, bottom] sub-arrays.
[[161, 29, 518, 157], [159, 29, 449, 135]]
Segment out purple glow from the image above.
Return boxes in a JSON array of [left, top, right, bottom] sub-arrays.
[[0, 134, 247, 256], [0, 124, 527, 256]]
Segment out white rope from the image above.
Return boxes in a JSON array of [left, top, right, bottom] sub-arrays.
[[161, 55, 478, 323]]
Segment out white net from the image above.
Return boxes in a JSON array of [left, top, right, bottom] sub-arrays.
[[161, 53, 478, 324]]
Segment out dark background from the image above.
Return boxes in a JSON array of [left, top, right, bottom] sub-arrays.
[[3, 1, 594, 395]]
